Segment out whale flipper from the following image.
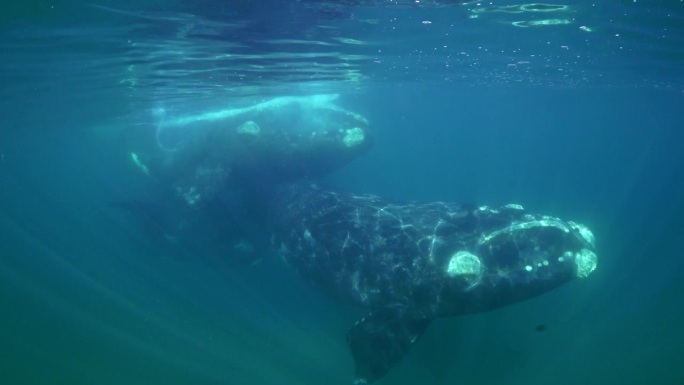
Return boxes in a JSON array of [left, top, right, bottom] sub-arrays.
[[348, 306, 431, 385]]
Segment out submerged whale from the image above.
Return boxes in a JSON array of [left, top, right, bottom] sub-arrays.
[[268, 184, 597, 384], [129, 96, 597, 384]]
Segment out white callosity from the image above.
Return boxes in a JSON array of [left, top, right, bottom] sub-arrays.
[[569, 221, 596, 248], [574, 248, 598, 278], [343, 127, 366, 147], [446, 251, 483, 282], [236, 120, 261, 136]]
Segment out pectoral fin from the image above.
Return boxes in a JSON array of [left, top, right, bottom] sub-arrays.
[[347, 306, 431, 384]]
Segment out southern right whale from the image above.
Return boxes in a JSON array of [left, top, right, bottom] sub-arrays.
[[128, 96, 598, 384], [267, 183, 597, 384]]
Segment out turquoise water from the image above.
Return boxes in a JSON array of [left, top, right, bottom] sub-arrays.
[[1, 1, 683, 384]]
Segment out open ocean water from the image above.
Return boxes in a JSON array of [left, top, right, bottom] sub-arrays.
[[1, 1, 683, 384]]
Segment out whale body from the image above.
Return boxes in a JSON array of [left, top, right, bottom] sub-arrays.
[[269, 184, 597, 384]]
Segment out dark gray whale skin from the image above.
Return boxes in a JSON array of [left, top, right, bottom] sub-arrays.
[[269, 184, 597, 384]]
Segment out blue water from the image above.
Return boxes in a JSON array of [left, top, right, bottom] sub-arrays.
[[1, 1, 683, 384]]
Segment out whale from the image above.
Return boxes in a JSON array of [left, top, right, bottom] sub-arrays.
[[127, 96, 598, 384], [267, 183, 597, 384]]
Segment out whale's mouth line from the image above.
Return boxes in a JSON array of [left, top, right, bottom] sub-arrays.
[[445, 216, 599, 283], [475, 218, 597, 279], [444, 219, 598, 307], [480, 217, 572, 244]]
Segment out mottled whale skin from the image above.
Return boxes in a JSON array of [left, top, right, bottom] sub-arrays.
[[270, 184, 597, 384]]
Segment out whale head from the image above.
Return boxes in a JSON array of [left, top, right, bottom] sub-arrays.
[[443, 208, 597, 314]]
